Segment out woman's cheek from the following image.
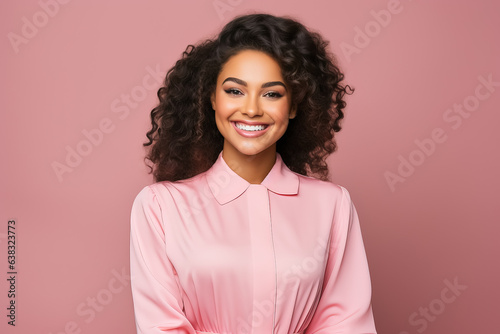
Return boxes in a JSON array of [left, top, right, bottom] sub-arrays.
[[270, 104, 293, 121], [218, 97, 239, 111]]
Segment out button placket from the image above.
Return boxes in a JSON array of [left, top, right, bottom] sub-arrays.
[[247, 184, 276, 334]]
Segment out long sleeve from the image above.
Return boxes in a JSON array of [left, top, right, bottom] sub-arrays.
[[129, 185, 196, 334], [304, 186, 377, 334]]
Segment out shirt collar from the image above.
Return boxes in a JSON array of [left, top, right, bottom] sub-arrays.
[[206, 150, 299, 205]]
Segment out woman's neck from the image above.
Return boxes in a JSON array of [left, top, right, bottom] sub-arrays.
[[221, 143, 277, 184]]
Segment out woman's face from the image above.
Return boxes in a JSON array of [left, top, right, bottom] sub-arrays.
[[210, 49, 296, 158]]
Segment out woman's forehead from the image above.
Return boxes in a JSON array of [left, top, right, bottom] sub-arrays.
[[218, 50, 284, 82]]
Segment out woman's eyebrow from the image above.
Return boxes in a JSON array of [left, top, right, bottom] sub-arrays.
[[222, 77, 287, 91]]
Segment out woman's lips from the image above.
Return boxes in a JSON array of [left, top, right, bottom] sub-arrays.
[[231, 121, 271, 138]]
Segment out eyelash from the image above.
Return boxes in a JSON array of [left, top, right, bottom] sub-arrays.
[[224, 88, 283, 99]]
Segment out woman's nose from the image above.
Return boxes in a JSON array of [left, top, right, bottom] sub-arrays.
[[241, 94, 262, 117]]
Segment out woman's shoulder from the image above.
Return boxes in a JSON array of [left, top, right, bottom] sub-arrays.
[[140, 171, 208, 200], [293, 170, 347, 198]]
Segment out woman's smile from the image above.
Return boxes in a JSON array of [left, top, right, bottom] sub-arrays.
[[231, 120, 271, 137]]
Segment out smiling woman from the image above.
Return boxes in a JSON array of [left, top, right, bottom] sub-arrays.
[[130, 13, 377, 334]]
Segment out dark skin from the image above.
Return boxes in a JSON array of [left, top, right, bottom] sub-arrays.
[[210, 50, 296, 184]]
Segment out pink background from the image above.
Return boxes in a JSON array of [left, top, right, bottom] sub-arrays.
[[1, 1, 499, 333]]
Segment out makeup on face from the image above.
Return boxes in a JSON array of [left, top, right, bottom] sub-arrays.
[[211, 49, 295, 158]]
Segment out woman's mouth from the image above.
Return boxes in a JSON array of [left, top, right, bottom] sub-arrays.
[[235, 122, 268, 131], [231, 121, 271, 138]]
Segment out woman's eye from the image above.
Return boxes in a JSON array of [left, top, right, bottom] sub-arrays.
[[223, 89, 282, 99], [265, 91, 283, 98], [224, 88, 242, 95]]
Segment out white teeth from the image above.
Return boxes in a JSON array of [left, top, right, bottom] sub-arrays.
[[235, 122, 268, 131]]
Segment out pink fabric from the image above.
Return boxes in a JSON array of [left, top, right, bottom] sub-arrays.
[[130, 150, 377, 334]]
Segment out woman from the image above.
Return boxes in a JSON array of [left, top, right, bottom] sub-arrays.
[[130, 13, 377, 334]]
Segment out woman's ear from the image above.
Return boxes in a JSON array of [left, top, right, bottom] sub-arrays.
[[210, 92, 216, 110], [289, 105, 297, 119]]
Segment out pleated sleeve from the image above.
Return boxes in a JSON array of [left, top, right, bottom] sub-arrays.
[[304, 186, 377, 334], [129, 185, 196, 334]]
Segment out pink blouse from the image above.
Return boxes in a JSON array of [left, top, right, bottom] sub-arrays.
[[130, 150, 377, 334]]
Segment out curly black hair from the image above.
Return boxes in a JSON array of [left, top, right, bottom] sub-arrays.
[[143, 12, 354, 182]]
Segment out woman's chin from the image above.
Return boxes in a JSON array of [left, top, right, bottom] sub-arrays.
[[234, 144, 273, 157]]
